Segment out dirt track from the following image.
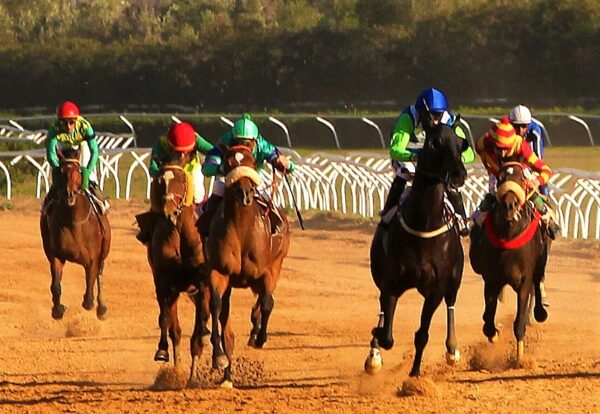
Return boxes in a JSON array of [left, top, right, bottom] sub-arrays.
[[0, 198, 598, 413]]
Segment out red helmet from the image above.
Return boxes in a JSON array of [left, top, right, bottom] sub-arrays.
[[167, 122, 196, 152], [56, 101, 80, 119]]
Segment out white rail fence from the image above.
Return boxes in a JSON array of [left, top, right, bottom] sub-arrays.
[[1, 125, 599, 240]]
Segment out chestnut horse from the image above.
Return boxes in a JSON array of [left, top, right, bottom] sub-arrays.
[[40, 148, 111, 320], [204, 145, 291, 389], [469, 161, 549, 366], [365, 123, 467, 377], [143, 152, 210, 385]]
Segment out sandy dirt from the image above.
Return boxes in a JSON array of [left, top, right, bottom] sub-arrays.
[[0, 198, 598, 413]]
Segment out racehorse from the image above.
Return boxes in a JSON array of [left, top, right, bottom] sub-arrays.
[[142, 151, 210, 385], [40, 148, 111, 320], [469, 161, 549, 366], [203, 145, 291, 388], [365, 123, 467, 377]]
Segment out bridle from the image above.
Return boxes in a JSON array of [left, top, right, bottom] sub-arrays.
[[161, 165, 188, 217]]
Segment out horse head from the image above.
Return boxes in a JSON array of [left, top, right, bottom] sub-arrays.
[[222, 145, 260, 206], [496, 161, 529, 221], [154, 152, 190, 224], [417, 124, 467, 189], [59, 148, 82, 206]]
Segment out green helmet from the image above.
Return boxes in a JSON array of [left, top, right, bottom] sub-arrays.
[[231, 113, 259, 140]]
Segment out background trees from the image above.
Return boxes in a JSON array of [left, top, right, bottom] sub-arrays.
[[0, 0, 597, 111]]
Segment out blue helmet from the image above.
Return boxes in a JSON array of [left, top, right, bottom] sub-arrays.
[[415, 88, 448, 113]]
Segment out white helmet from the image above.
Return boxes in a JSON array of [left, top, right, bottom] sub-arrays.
[[509, 105, 532, 125]]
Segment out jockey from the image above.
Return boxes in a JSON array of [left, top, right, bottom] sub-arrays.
[[43, 101, 108, 215], [199, 113, 294, 235], [136, 121, 213, 244], [509, 105, 549, 196], [475, 116, 559, 239], [381, 87, 475, 236]]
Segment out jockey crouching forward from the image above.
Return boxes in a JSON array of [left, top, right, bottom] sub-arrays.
[[474, 116, 559, 240], [42, 101, 109, 215], [199, 113, 294, 237], [380, 87, 475, 236], [135, 121, 213, 245]]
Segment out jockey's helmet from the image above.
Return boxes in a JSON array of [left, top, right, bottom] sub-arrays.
[[232, 113, 259, 140], [490, 116, 518, 149], [415, 88, 448, 114], [167, 122, 196, 152], [57, 101, 80, 119], [509, 105, 532, 126]]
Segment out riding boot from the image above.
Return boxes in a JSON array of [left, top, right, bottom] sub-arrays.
[[197, 194, 223, 238], [535, 195, 560, 240], [135, 211, 160, 245], [269, 207, 284, 234], [88, 182, 110, 214], [381, 176, 406, 217], [447, 189, 470, 237], [41, 185, 58, 216]]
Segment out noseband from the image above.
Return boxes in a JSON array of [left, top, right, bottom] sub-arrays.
[[162, 165, 188, 217]]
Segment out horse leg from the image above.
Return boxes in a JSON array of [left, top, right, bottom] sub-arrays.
[[168, 297, 182, 368], [409, 292, 444, 377], [482, 280, 503, 343], [209, 270, 230, 370], [444, 293, 461, 365], [533, 244, 550, 321], [154, 291, 177, 362], [50, 258, 67, 320], [82, 262, 97, 311], [514, 281, 532, 368], [220, 287, 235, 389], [189, 284, 211, 386], [248, 295, 261, 347], [364, 311, 385, 375], [253, 276, 275, 348], [372, 288, 399, 350], [95, 261, 108, 320]]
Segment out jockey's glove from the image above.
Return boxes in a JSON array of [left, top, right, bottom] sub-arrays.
[[81, 167, 90, 190]]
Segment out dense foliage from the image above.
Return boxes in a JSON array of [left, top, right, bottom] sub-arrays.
[[0, 0, 598, 111]]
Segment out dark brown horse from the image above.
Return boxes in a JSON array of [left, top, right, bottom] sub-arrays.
[[142, 152, 210, 384], [469, 161, 549, 366], [204, 145, 291, 389], [40, 148, 111, 320], [365, 123, 467, 377]]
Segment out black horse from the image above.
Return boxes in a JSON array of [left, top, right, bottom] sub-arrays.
[[469, 161, 549, 366], [365, 123, 467, 377]]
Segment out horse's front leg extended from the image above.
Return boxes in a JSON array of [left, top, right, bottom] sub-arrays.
[[50, 258, 67, 319], [514, 281, 532, 367], [483, 280, 502, 343], [248, 296, 261, 347], [154, 291, 176, 362], [444, 299, 461, 365], [410, 292, 444, 377], [372, 289, 399, 350], [82, 261, 97, 311], [95, 261, 108, 320], [189, 284, 210, 386], [168, 297, 182, 368], [364, 311, 385, 375], [209, 270, 230, 370], [220, 287, 235, 389], [254, 276, 275, 348]]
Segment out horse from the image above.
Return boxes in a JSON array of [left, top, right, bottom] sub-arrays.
[[142, 151, 210, 385], [40, 147, 111, 320], [469, 161, 549, 366], [364, 123, 467, 377], [203, 145, 291, 389]]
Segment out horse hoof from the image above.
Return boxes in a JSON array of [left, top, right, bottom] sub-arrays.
[[364, 348, 383, 375], [212, 355, 229, 370], [82, 299, 94, 311], [219, 380, 233, 390], [51, 304, 67, 320], [534, 306, 548, 322], [247, 334, 257, 348], [372, 328, 393, 350], [445, 349, 461, 365], [96, 305, 108, 320], [154, 349, 169, 362]]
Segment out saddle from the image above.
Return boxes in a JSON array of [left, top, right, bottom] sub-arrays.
[[255, 195, 285, 235]]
